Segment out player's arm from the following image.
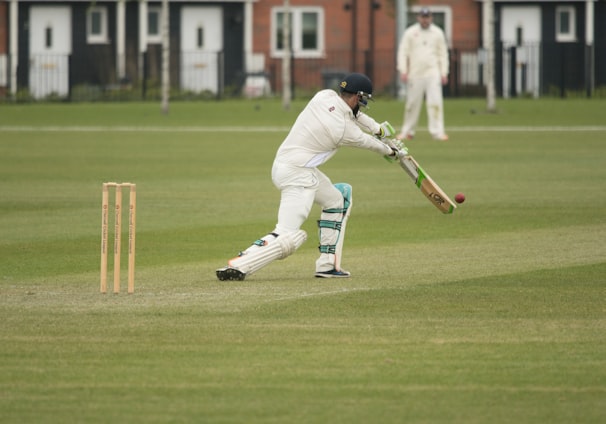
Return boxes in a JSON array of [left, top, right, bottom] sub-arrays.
[[383, 138, 408, 162], [396, 31, 410, 77], [340, 120, 404, 158], [355, 114, 396, 140], [354, 112, 381, 135], [437, 29, 449, 79]]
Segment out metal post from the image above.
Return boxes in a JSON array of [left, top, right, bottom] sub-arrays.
[[161, 0, 170, 114]]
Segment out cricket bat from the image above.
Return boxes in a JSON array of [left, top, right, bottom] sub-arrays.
[[398, 155, 457, 214]]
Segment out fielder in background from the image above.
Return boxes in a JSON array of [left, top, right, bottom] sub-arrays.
[[397, 7, 450, 141], [216, 73, 406, 281]]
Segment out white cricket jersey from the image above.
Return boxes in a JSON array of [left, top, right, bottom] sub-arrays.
[[274, 90, 392, 168], [397, 23, 449, 79]]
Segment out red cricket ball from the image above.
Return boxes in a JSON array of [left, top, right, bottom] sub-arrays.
[[455, 193, 466, 204]]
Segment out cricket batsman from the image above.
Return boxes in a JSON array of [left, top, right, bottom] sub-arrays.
[[216, 73, 407, 281]]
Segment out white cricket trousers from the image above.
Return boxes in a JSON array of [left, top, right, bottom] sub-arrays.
[[402, 76, 445, 139], [271, 161, 344, 272]]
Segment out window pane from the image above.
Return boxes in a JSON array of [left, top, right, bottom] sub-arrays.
[[276, 12, 283, 50], [45, 27, 52, 48], [301, 12, 318, 50], [197, 27, 204, 48], [559, 11, 570, 34], [148, 11, 159, 36], [516, 26, 523, 46], [91, 11, 101, 35]]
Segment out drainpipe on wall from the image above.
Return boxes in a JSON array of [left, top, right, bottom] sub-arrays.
[[351, 0, 357, 71]]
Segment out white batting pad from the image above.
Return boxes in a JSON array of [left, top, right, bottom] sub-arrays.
[[228, 230, 307, 275]]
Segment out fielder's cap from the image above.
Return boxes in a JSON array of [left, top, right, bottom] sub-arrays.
[[419, 7, 431, 16]]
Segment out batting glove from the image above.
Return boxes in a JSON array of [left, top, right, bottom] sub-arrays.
[[378, 121, 396, 139], [391, 138, 406, 152], [383, 139, 408, 163]]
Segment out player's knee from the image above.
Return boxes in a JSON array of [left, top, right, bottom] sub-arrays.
[[323, 183, 352, 213], [276, 230, 307, 259], [335, 183, 352, 210]]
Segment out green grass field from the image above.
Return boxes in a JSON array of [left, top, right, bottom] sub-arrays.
[[1, 98, 605, 423]]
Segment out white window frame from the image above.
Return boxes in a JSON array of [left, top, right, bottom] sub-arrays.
[[555, 6, 576, 42], [270, 6, 324, 59], [87, 6, 108, 44], [147, 6, 162, 44]]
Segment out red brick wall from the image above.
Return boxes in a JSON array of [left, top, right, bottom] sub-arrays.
[[253, 0, 398, 93], [252, 0, 399, 57], [252, 1, 480, 94], [416, 0, 481, 48], [0, 1, 7, 55]]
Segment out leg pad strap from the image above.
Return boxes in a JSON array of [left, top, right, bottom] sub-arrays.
[[318, 220, 342, 230], [319, 245, 336, 254]]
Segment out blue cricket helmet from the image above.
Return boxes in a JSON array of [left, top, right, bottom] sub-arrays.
[[339, 73, 373, 106]]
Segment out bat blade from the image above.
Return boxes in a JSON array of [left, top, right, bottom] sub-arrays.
[[399, 155, 457, 214]]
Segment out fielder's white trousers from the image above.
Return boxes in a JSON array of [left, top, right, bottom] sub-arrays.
[[401, 76, 445, 139], [271, 161, 344, 272]]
